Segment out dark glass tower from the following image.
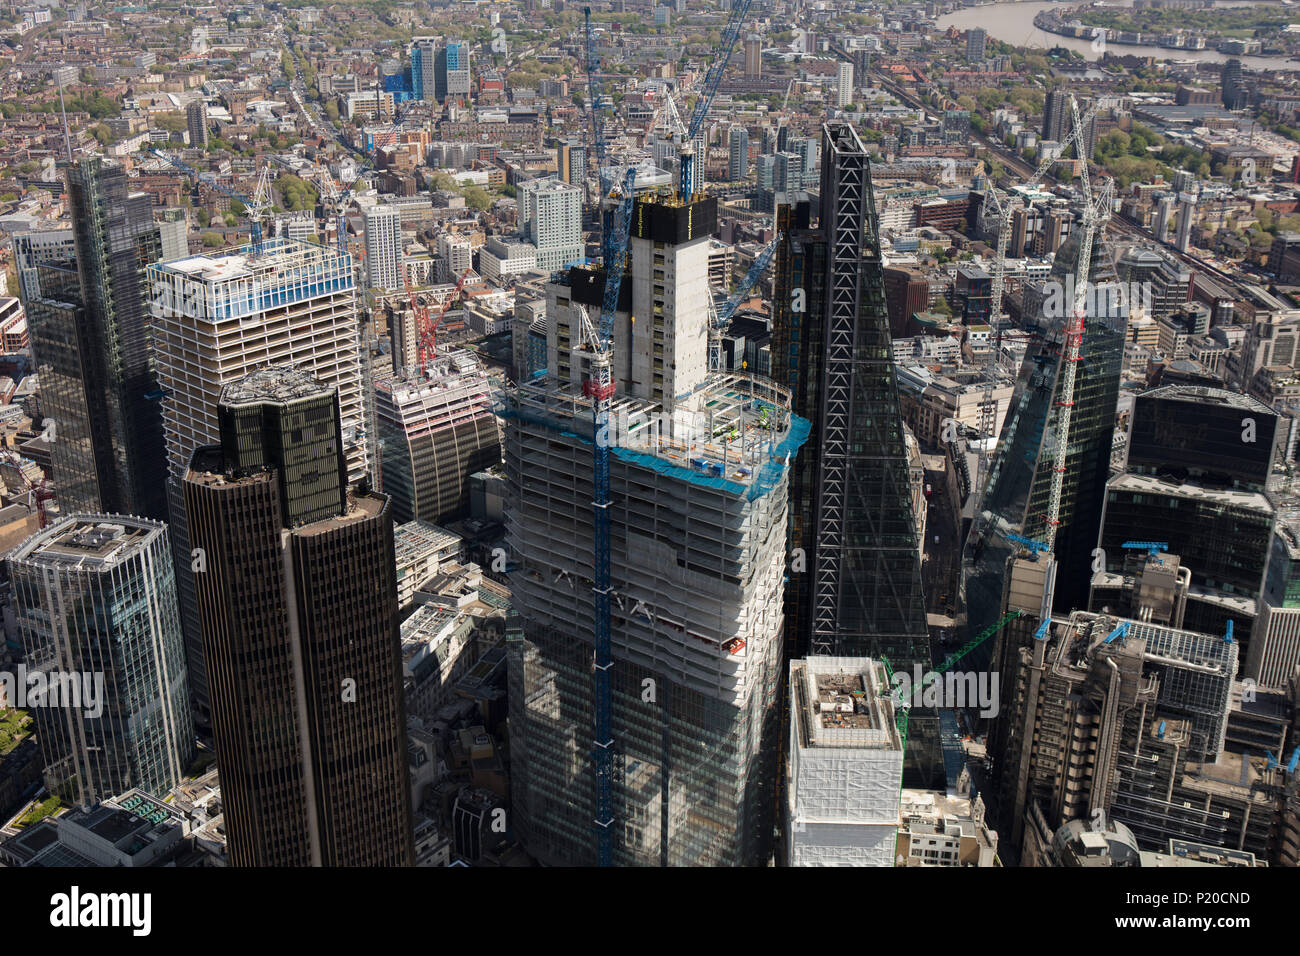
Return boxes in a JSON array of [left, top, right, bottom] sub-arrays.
[[772, 123, 930, 663], [33, 156, 169, 519], [963, 231, 1129, 642], [1090, 386, 1278, 650], [772, 123, 938, 787], [184, 367, 413, 866], [23, 259, 102, 512]]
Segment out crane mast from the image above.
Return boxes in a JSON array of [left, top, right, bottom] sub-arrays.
[[972, 97, 1101, 519], [1042, 98, 1113, 550]]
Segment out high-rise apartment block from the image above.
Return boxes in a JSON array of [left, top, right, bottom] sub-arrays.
[[785, 656, 903, 866], [518, 178, 583, 273], [1222, 58, 1248, 111], [411, 38, 437, 101], [729, 126, 749, 181], [375, 351, 502, 526], [836, 61, 854, 108], [149, 237, 368, 725], [184, 368, 413, 866], [364, 204, 403, 292], [186, 99, 209, 148], [744, 33, 762, 78], [966, 28, 987, 62], [1042, 89, 1070, 145], [504, 193, 809, 865], [9, 515, 194, 806], [437, 40, 470, 103]]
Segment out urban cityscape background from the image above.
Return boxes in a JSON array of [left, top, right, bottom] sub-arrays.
[[0, 0, 1295, 872]]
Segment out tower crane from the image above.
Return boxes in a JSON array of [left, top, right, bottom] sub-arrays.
[[11, 463, 53, 529], [881, 610, 1023, 759], [707, 232, 783, 372], [970, 97, 1102, 519], [678, 0, 754, 200], [573, 165, 637, 868], [421, 267, 474, 364], [1041, 98, 1114, 551], [147, 148, 272, 252]]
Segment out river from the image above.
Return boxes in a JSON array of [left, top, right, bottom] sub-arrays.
[[937, 0, 1300, 72]]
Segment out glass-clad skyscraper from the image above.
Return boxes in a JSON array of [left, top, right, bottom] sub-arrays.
[[9, 515, 194, 806], [772, 123, 930, 663], [771, 124, 938, 788], [963, 232, 1129, 645], [24, 157, 168, 519]]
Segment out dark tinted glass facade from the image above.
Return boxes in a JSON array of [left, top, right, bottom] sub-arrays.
[[1127, 386, 1279, 491], [964, 234, 1129, 634], [57, 156, 168, 520], [24, 261, 102, 515], [218, 384, 349, 528], [772, 124, 929, 664], [771, 124, 937, 788]]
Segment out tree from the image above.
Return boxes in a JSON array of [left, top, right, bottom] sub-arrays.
[[202, 232, 224, 248], [462, 186, 491, 211]]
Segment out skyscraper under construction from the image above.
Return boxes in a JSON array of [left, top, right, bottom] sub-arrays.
[[963, 230, 1129, 647], [502, 193, 808, 865]]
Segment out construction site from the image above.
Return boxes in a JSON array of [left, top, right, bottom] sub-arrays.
[[502, 173, 807, 866], [147, 236, 369, 484]]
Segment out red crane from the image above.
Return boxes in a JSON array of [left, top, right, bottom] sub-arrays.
[[401, 268, 431, 370], [419, 268, 474, 366], [9, 461, 53, 529]]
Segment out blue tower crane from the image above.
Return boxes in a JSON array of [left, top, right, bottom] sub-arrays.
[[1004, 531, 1050, 555], [678, 0, 754, 200], [575, 166, 637, 868], [708, 232, 783, 371], [1122, 540, 1169, 557]]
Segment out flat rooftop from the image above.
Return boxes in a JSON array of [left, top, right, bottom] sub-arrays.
[[221, 365, 334, 407], [152, 236, 349, 286], [10, 516, 159, 568], [791, 657, 901, 752]]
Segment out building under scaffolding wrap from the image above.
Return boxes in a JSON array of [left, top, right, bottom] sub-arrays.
[[785, 656, 904, 866], [502, 368, 809, 866]]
